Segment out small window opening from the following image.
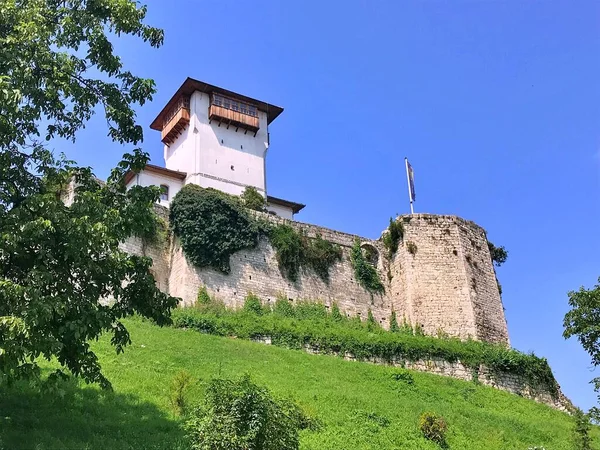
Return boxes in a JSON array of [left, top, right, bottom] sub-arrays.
[[159, 184, 169, 201], [230, 165, 235, 171]]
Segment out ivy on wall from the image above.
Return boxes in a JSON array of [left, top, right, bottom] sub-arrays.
[[350, 239, 385, 294], [169, 185, 264, 273], [382, 217, 404, 259], [270, 224, 341, 283]]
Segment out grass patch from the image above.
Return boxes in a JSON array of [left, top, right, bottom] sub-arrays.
[[0, 318, 595, 449]]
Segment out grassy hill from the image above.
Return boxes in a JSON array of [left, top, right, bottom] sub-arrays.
[[0, 317, 596, 450]]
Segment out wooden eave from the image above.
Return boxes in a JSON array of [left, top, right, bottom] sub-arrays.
[[124, 163, 187, 185], [150, 77, 284, 131]]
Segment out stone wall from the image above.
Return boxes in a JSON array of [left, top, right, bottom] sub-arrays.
[[122, 207, 509, 345]]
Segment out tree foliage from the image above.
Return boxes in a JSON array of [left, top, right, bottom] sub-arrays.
[[0, 0, 178, 388], [382, 217, 404, 259], [487, 241, 508, 267], [563, 277, 600, 420], [240, 186, 266, 212], [184, 374, 316, 450], [350, 239, 385, 295]]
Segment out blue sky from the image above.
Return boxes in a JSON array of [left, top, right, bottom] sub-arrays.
[[62, 1, 600, 410]]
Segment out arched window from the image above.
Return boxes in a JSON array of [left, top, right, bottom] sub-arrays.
[[160, 184, 169, 201]]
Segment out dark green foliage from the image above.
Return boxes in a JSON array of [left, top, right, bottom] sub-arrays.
[[169, 185, 262, 273], [173, 304, 560, 395], [419, 412, 448, 445], [169, 370, 192, 416], [241, 186, 266, 211], [331, 303, 343, 321], [270, 225, 341, 283], [243, 293, 268, 316], [563, 277, 600, 414], [487, 241, 508, 267], [367, 309, 378, 331], [0, 0, 177, 389], [573, 409, 593, 450], [391, 369, 414, 385], [273, 296, 295, 317], [184, 374, 313, 450], [382, 218, 404, 259], [350, 239, 385, 294], [389, 311, 400, 332], [197, 286, 211, 306]]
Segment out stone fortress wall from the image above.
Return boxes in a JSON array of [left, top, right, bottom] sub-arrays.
[[122, 207, 510, 346]]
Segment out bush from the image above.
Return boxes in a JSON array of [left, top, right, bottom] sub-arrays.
[[197, 286, 211, 305], [270, 225, 341, 283], [169, 370, 193, 416], [273, 296, 295, 317], [243, 293, 268, 316], [331, 303, 343, 321], [391, 369, 414, 385], [184, 374, 313, 450], [419, 411, 448, 445], [169, 185, 263, 273], [382, 217, 404, 259], [350, 239, 385, 294], [389, 311, 400, 332], [172, 305, 559, 395], [241, 186, 266, 211], [572, 408, 592, 450]]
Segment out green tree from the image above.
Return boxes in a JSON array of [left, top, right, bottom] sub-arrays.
[[564, 277, 600, 421], [487, 241, 508, 267], [389, 311, 399, 332], [0, 0, 177, 389], [241, 186, 266, 211], [185, 375, 315, 450]]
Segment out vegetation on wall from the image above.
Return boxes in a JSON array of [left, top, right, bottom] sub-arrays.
[[241, 186, 266, 212], [406, 241, 418, 256], [350, 239, 385, 294], [487, 241, 508, 267], [270, 225, 342, 283], [173, 299, 559, 396], [169, 185, 265, 273], [382, 218, 404, 259]]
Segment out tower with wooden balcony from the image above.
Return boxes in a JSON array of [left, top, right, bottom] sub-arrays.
[[124, 77, 304, 219]]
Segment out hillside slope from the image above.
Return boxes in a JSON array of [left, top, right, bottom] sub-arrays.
[[0, 318, 595, 450]]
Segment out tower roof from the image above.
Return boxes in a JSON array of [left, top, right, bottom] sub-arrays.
[[150, 77, 284, 131]]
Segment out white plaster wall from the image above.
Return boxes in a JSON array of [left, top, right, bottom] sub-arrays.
[[126, 171, 183, 206], [266, 203, 294, 220], [165, 91, 269, 197]]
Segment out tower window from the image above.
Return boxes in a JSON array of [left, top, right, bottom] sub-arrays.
[[160, 184, 169, 201], [212, 94, 258, 118]]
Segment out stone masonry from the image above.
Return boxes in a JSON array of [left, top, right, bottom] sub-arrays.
[[122, 207, 510, 346]]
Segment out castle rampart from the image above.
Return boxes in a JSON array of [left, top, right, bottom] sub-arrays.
[[122, 207, 509, 345]]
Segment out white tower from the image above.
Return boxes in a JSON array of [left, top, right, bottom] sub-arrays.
[[125, 78, 304, 219]]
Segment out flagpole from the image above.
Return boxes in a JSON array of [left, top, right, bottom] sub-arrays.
[[404, 157, 414, 214]]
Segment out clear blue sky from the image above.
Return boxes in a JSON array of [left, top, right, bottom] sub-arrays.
[[63, 1, 600, 410]]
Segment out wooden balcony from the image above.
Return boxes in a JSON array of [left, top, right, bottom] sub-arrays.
[[209, 104, 260, 134], [161, 96, 190, 145]]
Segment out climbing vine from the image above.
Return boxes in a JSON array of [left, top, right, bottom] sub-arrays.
[[382, 217, 404, 259], [169, 185, 265, 273], [270, 225, 341, 283], [350, 239, 385, 294]]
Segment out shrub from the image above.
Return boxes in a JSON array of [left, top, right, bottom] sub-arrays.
[[243, 293, 267, 315], [241, 186, 266, 211], [350, 239, 385, 295], [169, 185, 263, 273], [487, 241, 508, 267], [184, 374, 313, 450], [367, 309, 377, 331], [169, 370, 193, 416], [382, 217, 404, 259], [331, 303, 343, 322], [270, 225, 341, 283], [572, 408, 592, 450], [419, 411, 448, 445], [389, 311, 399, 332], [197, 286, 211, 306], [273, 296, 295, 317], [391, 369, 414, 385], [406, 241, 418, 256]]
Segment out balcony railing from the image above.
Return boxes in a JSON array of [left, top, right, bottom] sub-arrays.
[[209, 94, 259, 133], [161, 96, 190, 145]]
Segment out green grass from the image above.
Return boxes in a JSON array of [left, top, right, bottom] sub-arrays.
[[0, 317, 596, 450]]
